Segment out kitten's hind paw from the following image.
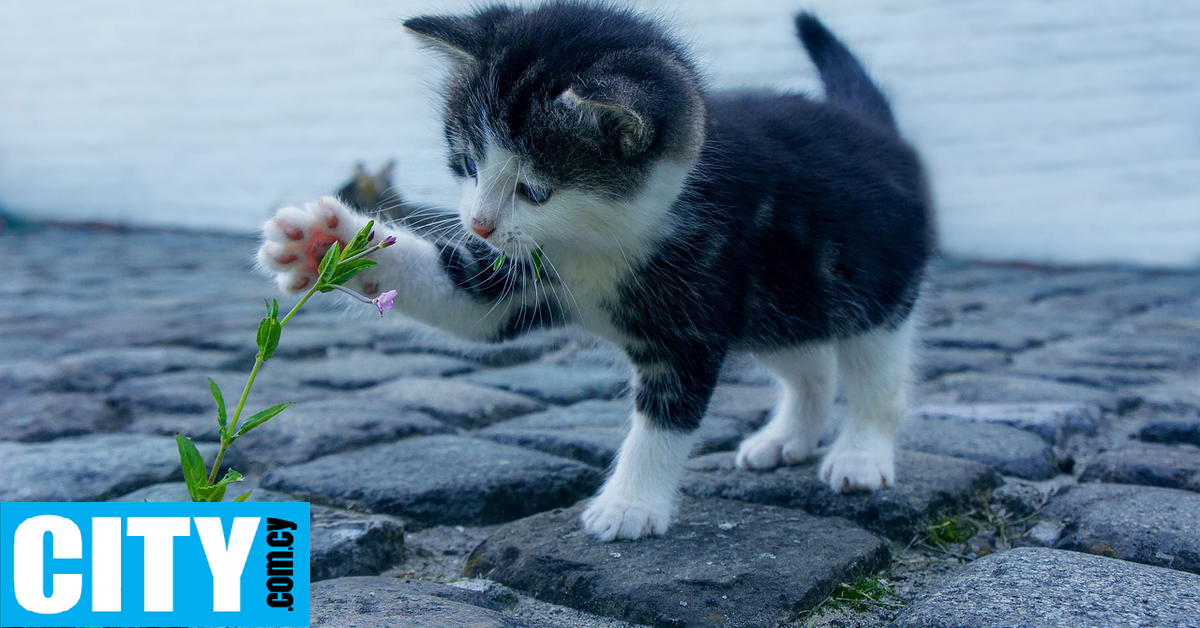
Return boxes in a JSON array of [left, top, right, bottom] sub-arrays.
[[819, 440, 895, 493], [735, 431, 815, 470], [257, 197, 372, 293], [581, 495, 672, 542]]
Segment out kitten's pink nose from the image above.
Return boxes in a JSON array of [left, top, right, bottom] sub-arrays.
[[471, 220, 494, 239]]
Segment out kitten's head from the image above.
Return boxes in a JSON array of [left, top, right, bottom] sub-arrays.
[[405, 1, 705, 258]]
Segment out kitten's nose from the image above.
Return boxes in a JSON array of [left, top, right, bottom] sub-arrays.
[[471, 220, 494, 239]]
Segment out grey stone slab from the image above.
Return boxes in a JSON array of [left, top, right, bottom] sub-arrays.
[[362, 377, 545, 428], [261, 435, 601, 528], [1140, 417, 1200, 447], [923, 321, 1064, 352], [466, 498, 888, 628], [268, 352, 475, 391], [54, 346, 238, 392], [224, 399, 451, 468], [1041, 483, 1200, 574], [1080, 443, 1200, 493], [311, 576, 542, 628], [706, 384, 775, 428], [899, 417, 1059, 480], [922, 374, 1139, 414], [1015, 332, 1200, 374], [124, 411, 226, 442], [890, 547, 1200, 628], [0, 434, 216, 502], [0, 392, 124, 442], [457, 362, 629, 405], [682, 451, 999, 540], [913, 402, 1109, 444], [478, 399, 750, 467]]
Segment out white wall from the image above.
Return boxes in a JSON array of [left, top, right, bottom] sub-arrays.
[[0, 0, 1197, 266]]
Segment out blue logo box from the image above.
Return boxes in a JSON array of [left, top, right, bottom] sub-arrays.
[[1, 501, 310, 627]]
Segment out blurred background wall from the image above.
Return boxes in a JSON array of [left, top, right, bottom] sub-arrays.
[[0, 0, 1196, 266]]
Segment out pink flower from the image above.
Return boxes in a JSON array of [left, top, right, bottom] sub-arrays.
[[373, 290, 398, 316], [380, 235, 398, 247]]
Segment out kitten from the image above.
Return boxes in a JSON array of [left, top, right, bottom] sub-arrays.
[[259, 2, 932, 541]]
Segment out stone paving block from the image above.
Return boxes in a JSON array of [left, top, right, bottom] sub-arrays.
[[261, 435, 601, 528], [0, 359, 65, 395], [362, 377, 545, 429], [457, 362, 629, 405], [890, 547, 1200, 628], [107, 370, 324, 417], [109, 482, 406, 582], [682, 451, 999, 540], [898, 417, 1059, 480], [54, 346, 238, 392], [375, 326, 570, 367], [465, 499, 889, 628], [1040, 483, 1200, 574], [222, 399, 451, 468], [1139, 416, 1200, 447], [124, 411, 226, 442], [311, 576, 545, 628], [1080, 443, 1200, 493], [913, 402, 1109, 444], [706, 384, 775, 428], [0, 434, 216, 502], [917, 347, 1009, 382], [0, 392, 123, 442], [268, 352, 475, 391], [922, 374, 1139, 414], [478, 399, 751, 467], [923, 320, 1064, 352]]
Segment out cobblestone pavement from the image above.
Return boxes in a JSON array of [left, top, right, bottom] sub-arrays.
[[3, 225, 1200, 627]]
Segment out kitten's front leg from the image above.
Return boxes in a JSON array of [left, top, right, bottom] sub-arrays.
[[582, 356, 720, 541], [258, 197, 543, 341]]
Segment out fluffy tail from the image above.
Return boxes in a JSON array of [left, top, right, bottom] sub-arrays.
[[795, 13, 896, 131]]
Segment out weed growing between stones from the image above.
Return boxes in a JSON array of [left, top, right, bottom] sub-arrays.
[[798, 575, 904, 627], [175, 221, 396, 502]]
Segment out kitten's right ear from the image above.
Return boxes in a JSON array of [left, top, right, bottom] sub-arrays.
[[404, 7, 513, 64]]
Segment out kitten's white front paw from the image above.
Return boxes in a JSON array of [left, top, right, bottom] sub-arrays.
[[819, 439, 895, 493], [581, 494, 672, 542], [735, 430, 815, 470], [257, 196, 375, 293]]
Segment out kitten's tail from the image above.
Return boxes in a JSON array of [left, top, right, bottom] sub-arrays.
[[795, 13, 897, 132]]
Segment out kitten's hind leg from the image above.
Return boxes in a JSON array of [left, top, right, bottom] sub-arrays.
[[821, 317, 916, 493], [736, 343, 836, 470]]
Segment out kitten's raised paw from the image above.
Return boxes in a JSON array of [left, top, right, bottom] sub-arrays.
[[581, 494, 671, 542], [257, 197, 371, 293], [736, 431, 814, 470], [819, 441, 895, 493]]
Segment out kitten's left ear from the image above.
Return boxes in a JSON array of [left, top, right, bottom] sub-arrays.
[[558, 80, 652, 158], [404, 6, 513, 63]]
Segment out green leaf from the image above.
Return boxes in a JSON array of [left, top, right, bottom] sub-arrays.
[[207, 378, 227, 436], [233, 402, 293, 440], [345, 220, 375, 257], [233, 491, 252, 503], [256, 317, 282, 360], [531, 248, 545, 279], [196, 468, 246, 503], [175, 434, 208, 502], [492, 254, 505, 271], [317, 241, 341, 285], [329, 259, 377, 287], [270, 298, 279, 319]]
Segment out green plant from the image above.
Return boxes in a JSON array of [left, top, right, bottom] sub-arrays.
[[175, 221, 395, 502], [926, 516, 979, 547], [798, 576, 903, 627]]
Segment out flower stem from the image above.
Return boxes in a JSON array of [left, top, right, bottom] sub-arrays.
[[205, 281, 319, 485]]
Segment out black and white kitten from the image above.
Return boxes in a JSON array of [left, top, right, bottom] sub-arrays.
[[259, 2, 932, 541]]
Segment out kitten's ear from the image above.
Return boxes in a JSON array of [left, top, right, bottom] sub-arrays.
[[558, 82, 652, 158], [404, 7, 513, 64], [376, 160, 396, 187]]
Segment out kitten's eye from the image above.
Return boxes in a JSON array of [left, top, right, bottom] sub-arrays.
[[517, 182, 553, 205], [462, 156, 478, 179]]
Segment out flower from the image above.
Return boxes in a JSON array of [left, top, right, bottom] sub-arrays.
[[373, 290, 398, 316], [380, 235, 397, 248]]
